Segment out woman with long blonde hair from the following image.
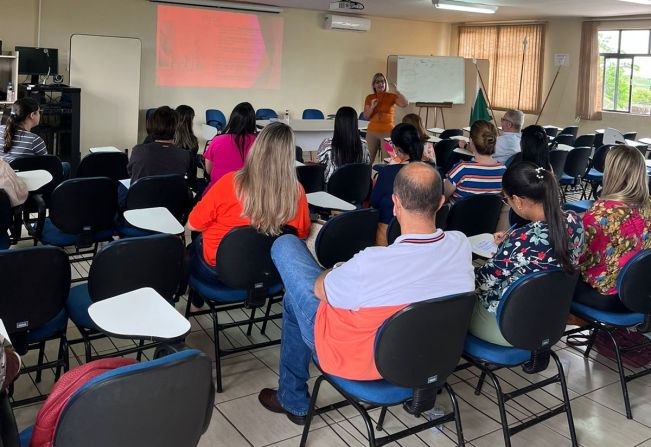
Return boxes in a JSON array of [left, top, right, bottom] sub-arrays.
[[187, 122, 311, 304], [575, 144, 651, 312]]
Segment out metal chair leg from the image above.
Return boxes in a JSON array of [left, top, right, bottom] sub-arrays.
[[376, 406, 388, 431], [300, 375, 324, 447], [445, 383, 465, 447], [136, 339, 145, 361], [551, 351, 578, 446], [584, 327, 600, 358], [261, 297, 275, 335], [211, 305, 223, 393], [605, 329, 634, 419], [482, 368, 511, 447], [474, 371, 486, 395], [35, 341, 45, 383], [246, 308, 257, 336]]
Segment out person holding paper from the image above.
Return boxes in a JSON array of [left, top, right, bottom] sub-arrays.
[[471, 162, 584, 347], [363, 73, 408, 163]]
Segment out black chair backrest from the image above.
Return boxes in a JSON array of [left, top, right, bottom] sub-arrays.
[[315, 209, 379, 268], [618, 249, 651, 314], [554, 134, 575, 146], [0, 190, 11, 239], [433, 139, 460, 174], [126, 175, 192, 224], [327, 163, 371, 205], [498, 270, 578, 351], [559, 126, 578, 137], [562, 147, 591, 178], [436, 203, 450, 230], [10, 155, 64, 199], [549, 150, 568, 181], [375, 292, 476, 389], [50, 177, 117, 234], [296, 165, 325, 193], [592, 144, 614, 173], [439, 129, 463, 140], [386, 217, 401, 245], [0, 246, 70, 353], [573, 134, 595, 148], [88, 234, 185, 303], [54, 349, 214, 447], [623, 131, 637, 141], [77, 152, 128, 181], [446, 194, 502, 237], [215, 226, 283, 290], [544, 127, 559, 138], [594, 132, 604, 149]]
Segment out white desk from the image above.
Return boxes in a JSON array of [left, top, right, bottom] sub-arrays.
[[257, 119, 369, 152], [123, 207, 184, 235], [555, 144, 574, 151], [15, 169, 53, 192], [543, 125, 563, 132], [427, 127, 445, 135], [295, 160, 305, 167], [202, 123, 219, 141], [119, 179, 131, 189], [307, 191, 355, 211], [450, 135, 470, 142], [468, 233, 498, 258], [89, 146, 121, 153], [639, 137, 651, 145], [453, 147, 474, 157], [89, 287, 191, 341], [462, 126, 471, 133]]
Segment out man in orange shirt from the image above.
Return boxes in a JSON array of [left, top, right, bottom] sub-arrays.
[[258, 162, 475, 425]]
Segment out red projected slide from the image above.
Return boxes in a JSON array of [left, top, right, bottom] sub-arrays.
[[156, 5, 283, 89]]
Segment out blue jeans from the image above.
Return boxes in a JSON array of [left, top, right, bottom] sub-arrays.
[[271, 235, 323, 416], [189, 236, 218, 307]]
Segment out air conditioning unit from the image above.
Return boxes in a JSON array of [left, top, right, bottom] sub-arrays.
[[324, 14, 371, 31]]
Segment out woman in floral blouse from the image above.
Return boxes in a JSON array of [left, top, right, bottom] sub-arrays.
[[575, 145, 651, 312], [471, 162, 584, 346]]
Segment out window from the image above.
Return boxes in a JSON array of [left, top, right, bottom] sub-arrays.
[[598, 29, 651, 114], [458, 24, 545, 114]]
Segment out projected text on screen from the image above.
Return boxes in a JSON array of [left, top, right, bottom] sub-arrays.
[[156, 5, 283, 89]]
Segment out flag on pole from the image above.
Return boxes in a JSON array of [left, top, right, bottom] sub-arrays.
[[469, 88, 492, 126]]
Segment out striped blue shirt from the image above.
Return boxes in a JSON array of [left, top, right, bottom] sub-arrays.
[[447, 160, 506, 204], [0, 125, 47, 164]]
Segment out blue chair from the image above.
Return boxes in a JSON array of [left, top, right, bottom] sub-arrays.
[[300, 292, 476, 447], [18, 349, 214, 447], [0, 246, 70, 406], [565, 250, 651, 419], [559, 147, 591, 201], [301, 108, 324, 119], [205, 109, 227, 131], [66, 234, 186, 362], [116, 174, 192, 239], [146, 108, 156, 122], [581, 144, 613, 200], [314, 208, 378, 268], [29, 177, 116, 275], [563, 199, 594, 213], [255, 108, 278, 120], [462, 270, 579, 447], [186, 226, 288, 392]]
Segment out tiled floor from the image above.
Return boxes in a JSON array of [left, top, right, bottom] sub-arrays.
[[12, 187, 651, 446]]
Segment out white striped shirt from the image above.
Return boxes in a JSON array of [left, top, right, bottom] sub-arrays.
[[0, 125, 47, 164]]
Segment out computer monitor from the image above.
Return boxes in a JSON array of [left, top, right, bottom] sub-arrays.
[[15, 46, 58, 84]]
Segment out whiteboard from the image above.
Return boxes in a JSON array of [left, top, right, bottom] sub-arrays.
[[70, 34, 141, 155], [387, 55, 465, 104]]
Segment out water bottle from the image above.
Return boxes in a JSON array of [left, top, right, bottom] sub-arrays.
[[6, 82, 13, 102], [285, 109, 290, 124]]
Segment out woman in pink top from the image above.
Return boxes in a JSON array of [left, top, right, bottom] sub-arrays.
[[203, 102, 257, 193]]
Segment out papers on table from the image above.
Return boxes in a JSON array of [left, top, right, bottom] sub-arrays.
[[89, 146, 121, 153], [88, 287, 191, 341], [15, 169, 53, 191], [307, 191, 355, 211], [427, 127, 445, 135], [468, 233, 498, 258], [453, 147, 474, 157], [123, 207, 184, 235]]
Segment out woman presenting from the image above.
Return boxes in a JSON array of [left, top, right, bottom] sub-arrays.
[[363, 72, 408, 163]]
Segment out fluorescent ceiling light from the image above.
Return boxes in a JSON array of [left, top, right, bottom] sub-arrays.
[[433, 0, 498, 14], [617, 0, 651, 4]]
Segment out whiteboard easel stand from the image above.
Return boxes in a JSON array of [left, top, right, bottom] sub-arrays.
[[416, 102, 452, 129]]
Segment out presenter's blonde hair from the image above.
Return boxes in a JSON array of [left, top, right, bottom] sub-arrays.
[[235, 122, 299, 235], [601, 145, 649, 207]]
